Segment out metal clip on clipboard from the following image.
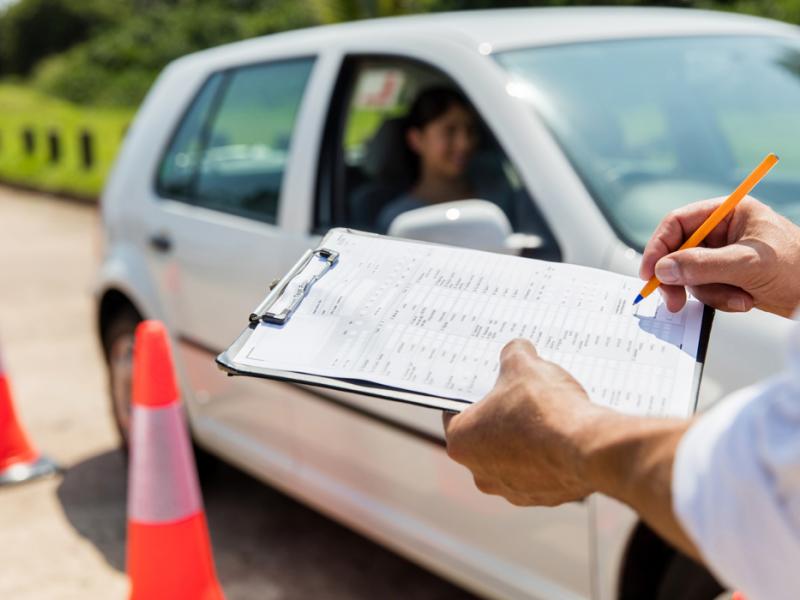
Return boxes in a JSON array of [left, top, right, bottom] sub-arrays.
[[248, 248, 339, 325]]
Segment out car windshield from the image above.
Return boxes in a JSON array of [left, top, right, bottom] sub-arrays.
[[497, 35, 800, 249]]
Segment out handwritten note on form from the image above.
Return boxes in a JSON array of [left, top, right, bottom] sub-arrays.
[[233, 230, 707, 417]]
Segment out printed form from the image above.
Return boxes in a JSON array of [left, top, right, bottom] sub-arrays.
[[235, 230, 706, 417]]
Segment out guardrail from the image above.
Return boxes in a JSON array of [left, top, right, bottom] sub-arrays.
[[0, 122, 128, 201], [0, 85, 134, 201]]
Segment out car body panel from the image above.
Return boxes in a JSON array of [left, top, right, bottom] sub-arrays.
[[96, 8, 800, 599]]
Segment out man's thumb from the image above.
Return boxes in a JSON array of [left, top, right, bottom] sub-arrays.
[[655, 245, 753, 287]]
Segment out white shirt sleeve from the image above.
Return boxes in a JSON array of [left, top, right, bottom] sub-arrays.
[[673, 321, 800, 600]]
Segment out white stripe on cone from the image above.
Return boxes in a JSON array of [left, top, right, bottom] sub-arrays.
[[128, 403, 202, 523]]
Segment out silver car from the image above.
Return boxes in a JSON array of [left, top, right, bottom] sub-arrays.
[[96, 7, 800, 599]]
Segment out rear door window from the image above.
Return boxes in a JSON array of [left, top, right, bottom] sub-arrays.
[[157, 58, 315, 224], [157, 73, 225, 200]]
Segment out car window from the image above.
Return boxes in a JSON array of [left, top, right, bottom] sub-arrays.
[[497, 36, 800, 250], [157, 73, 225, 200], [317, 57, 561, 261], [343, 68, 409, 167], [194, 59, 314, 223], [157, 58, 314, 224]]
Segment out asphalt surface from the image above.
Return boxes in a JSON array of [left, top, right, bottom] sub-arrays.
[[0, 185, 475, 600]]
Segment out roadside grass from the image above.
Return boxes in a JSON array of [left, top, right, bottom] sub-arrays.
[[0, 84, 134, 200]]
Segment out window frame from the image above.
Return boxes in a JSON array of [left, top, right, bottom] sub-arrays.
[[153, 71, 229, 204], [154, 55, 317, 226], [313, 53, 562, 261]]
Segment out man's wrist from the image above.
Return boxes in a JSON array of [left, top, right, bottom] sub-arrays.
[[576, 410, 690, 504]]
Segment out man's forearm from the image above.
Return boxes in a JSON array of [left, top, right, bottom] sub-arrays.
[[580, 412, 700, 559]]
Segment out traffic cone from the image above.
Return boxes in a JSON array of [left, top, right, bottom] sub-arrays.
[[0, 344, 58, 486], [126, 320, 224, 600]]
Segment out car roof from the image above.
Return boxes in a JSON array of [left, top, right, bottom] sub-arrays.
[[351, 6, 798, 51], [178, 6, 799, 68]]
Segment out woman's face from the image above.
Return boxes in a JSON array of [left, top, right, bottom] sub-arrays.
[[407, 104, 478, 179]]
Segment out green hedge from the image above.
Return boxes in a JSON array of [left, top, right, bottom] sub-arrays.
[[30, 2, 317, 108]]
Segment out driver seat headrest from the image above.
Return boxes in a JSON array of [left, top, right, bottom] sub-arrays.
[[360, 117, 413, 184]]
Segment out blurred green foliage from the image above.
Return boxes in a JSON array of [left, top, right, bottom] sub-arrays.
[[0, 0, 120, 76], [700, 0, 800, 23], [1, 0, 799, 108], [23, 1, 315, 106], [0, 0, 797, 198]]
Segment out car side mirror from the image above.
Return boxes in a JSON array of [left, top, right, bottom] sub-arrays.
[[386, 199, 544, 255]]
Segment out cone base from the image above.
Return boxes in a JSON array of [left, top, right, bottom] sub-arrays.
[[128, 513, 224, 600], [0, 455, 59, 486]]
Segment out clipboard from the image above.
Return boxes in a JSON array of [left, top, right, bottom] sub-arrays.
[[218, 229, 473, 411], [217, 228, 714, 414]]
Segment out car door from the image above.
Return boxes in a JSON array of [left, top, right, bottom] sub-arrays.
[[284, 52, 592, 600], [312, 54, 566, 433], [146, 56, 317, 462]]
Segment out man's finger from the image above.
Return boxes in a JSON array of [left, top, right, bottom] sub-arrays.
[[442, 410, 460, 437], [500, 338, 538, 361], [640, 198, 728, 280], [659, 284, 687, 313], [688, 284, 754, 313], [655, 244, 757, 288], [442, 406, 480, 464], [499, 339, 539, 382], [473, 475, 501, 495]]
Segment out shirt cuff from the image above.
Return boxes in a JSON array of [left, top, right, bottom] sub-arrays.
[[672, 376, 797, 599]]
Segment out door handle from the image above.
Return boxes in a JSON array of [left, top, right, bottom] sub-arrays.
[[149, 232, 172, 253]]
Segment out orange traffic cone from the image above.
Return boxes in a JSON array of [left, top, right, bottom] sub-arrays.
[[0, 344, 58, 486], [126, 321, 224, 600]]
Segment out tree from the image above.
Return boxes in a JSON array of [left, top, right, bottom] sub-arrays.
[[0, 0, 123, 76]]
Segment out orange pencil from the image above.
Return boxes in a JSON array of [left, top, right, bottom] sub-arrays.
[[633, 152, 780, 305]]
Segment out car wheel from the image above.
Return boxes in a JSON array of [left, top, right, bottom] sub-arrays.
[[102, 307, 140, 449], [101, 308, 219, 480], [655, 553, 725, 600]]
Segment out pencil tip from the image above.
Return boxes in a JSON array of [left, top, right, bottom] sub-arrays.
[[633, 294, 643, 306]]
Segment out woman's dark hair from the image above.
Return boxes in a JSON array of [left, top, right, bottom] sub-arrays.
[[406, 86, 472, 131], [403, 87, 475, 182]]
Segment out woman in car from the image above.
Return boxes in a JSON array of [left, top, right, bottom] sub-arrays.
[[376, 87, 481, 233]]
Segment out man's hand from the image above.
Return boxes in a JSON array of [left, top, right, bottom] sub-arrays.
[[443, 339, 699, 558], [443, 339, 604, 506], [641, 196, 800, 317]]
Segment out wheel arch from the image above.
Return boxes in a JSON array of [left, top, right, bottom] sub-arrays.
[[617, 522, 674, 599], [96, 287, 146, 357], [617, 521, 724, 599]]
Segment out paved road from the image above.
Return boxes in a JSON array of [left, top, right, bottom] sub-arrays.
[[0, 186, 475, 600]]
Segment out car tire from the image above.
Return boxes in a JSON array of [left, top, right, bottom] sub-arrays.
[[102, 306, 140, 450], [101, 307, 219, 480], [655, 553, 725, 600], [620, 524, 727, 600]]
